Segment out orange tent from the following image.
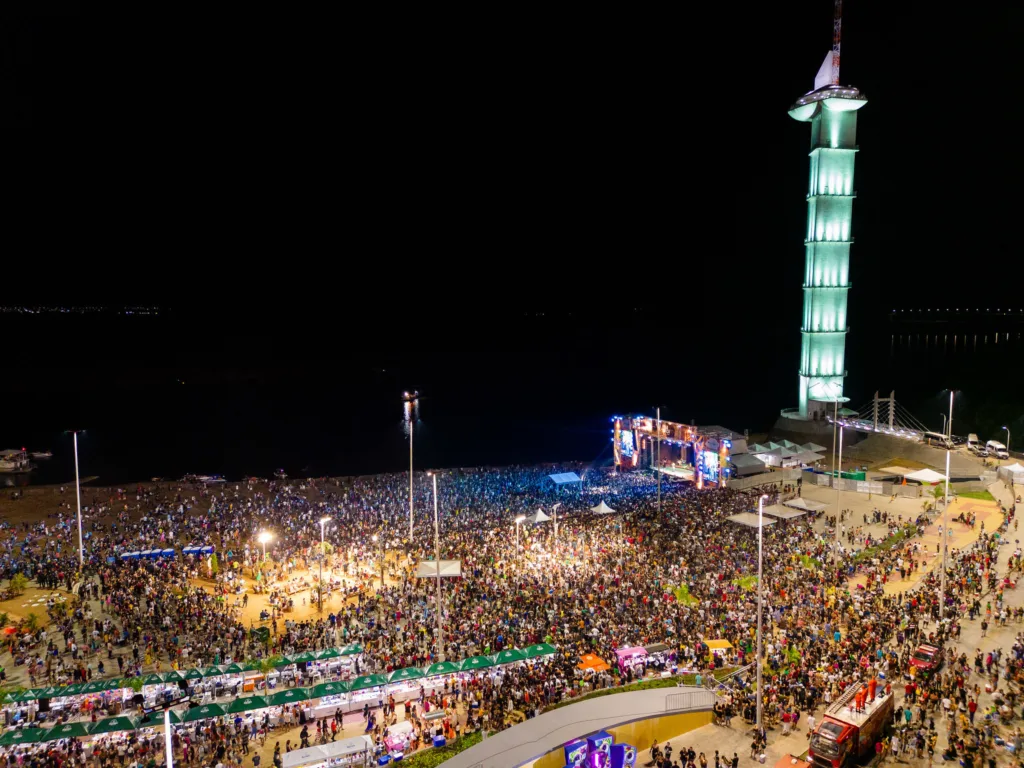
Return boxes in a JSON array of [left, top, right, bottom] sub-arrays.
[[578, 653, 611, 673]]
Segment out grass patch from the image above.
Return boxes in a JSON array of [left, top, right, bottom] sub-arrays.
[[402, 732, 482, 767], [853, 524, 917, 563], [958, 490, 996, 501]]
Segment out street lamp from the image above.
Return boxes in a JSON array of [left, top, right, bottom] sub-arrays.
[[551, 503, 561, 553], [940, 391, 954, 620], [1004, 426, 1011, 454], [515, 515, 526, 554], [756, 493, 768, 733], [428, 472, 443, 661], [318, 517, 330, 612], [65, 430, 85, 567], [258, 531, 272, 562], [407, 397, 414, 541], [372, 534, 385, 588]]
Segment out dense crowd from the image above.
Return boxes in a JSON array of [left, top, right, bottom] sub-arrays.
[[0, 462, 1020, 768]]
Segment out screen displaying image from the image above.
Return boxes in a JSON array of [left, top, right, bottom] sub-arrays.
[[619, 430, 635, 459], [701, 450, 720, 483]]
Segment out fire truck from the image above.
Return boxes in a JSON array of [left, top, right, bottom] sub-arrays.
[[808, 682, 893, 768]]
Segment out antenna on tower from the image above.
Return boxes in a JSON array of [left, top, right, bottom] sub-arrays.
[[831, 0, 842, 85]]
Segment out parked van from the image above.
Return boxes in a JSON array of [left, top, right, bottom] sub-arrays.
[[987, 440, 1009, 459], [967, 433, 980, 450], [924, 431, 954, 449]]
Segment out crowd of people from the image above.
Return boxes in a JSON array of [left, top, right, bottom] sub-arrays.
[[0, 461, 1020, 768]]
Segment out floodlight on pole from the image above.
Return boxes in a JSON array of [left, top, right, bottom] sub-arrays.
[[1004, 426, 1011, 454], [756, 493, 769, 732], [65, 430, 86, 568], [258, 531, 272, 561], [428, 472, 443, 661], [318, 517, 330, 612], [515, 515, 526, 554]]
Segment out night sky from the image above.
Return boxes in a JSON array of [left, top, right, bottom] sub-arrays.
[[5, 2, 1022, 358]]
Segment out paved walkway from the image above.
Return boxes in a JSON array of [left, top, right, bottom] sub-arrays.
[[681, 482, 1016, 768]]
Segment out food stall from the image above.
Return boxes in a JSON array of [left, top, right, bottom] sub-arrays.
[[280, 736, 373, 768], [577, 654, 611, 674], [614, 647, 647, 675], [347, 675, 388, 714], [705, 639, 733, 668], [307, 682, 349, 720], [383, 720, 414, 757], [642, 643, 677, 674]]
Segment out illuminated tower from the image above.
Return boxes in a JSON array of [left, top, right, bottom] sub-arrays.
[[788, 60, 866, 419]]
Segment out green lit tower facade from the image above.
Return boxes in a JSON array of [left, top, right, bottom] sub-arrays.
[[788, 82, 866, 419]]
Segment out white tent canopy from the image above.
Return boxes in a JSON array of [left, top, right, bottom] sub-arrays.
[[905, 468, 946, 483], [726, 512, 777, 528], [801, 442, 827, 453], [790, 451, 825, 464], [415, 560, 463, 578], [784, 497, 829, 512], [590, 500, 617, 515], [523, 509, 551, 523], [1003, 462, 1024, 474]]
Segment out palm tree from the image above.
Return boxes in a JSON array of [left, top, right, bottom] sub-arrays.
[[24, 613, 40, 632], [9, 574, 28, 596]]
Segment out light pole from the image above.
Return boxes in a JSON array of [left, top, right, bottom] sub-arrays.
[[940, 414, 946, 436], [319, 517, 330, 612], [408, 404, 414, 540], [656, 407, 662, 517], [258, 531, 271, 562], [831, 399, 839, 565], [834, 403, 844, 564], [515, 515, 526, 555], [552, 503, 561, 553], [66, 430, 85, 567], [756, 493, 769, 732], [940, 392, 953, 618], [372, 534, 385, 588], [429, 472, 443, 661], [1004, 426, 1011, 455]]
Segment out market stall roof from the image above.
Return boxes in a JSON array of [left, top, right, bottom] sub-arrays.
[[460, 656, 494, 672], [424, 661, 461, 677], [523, 510, 551, 523], [268, 688, 310, 706], [388, 667, 424, 684], [761, 505, 807, 520], [705, 639, 733, 650], [615, 646, 647, 658], [492, 649, 527, 665], [311, 681, 348, 698], [905, 468, 946, 483], [643, 643, 670, 654], [523, 643, 557, 659], [44, 722, 92, 739], [725, 512, 777, 528], [783, 497, 829, 512], [89, 716, 140, 735], [790, 451, 825, 464], [801, 442, 828, 452], [0, 728, 51, 746], [201, 665, 225, 678], [1003, 462, 1024, 474], [183, 703, 226, 723], [227, 696, 269, 714], [590, 500, 616, 515], [349, 675, 388, 692], [748, 443, 771, 453], [281, 738, 373, 768], [340, 643, 363, 655], [577, 654, 610, 673], [222, 662, 246, 674], [414, 560, 462, 578], [142, 673, 165, 686], [730, 453, 766, 474], [140, 710, 182, 727], [316, 647, 343, 660], [183, 668, 204, 680], [548, 472, 582, 485]]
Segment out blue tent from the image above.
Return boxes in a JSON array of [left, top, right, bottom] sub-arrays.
[[161, 549, 176, 558], [182, 546, 201, 555], [120, 552, 141, 560], [200, 545, 214, 554]]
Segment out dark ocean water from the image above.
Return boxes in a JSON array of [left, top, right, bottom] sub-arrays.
[[3, 312, 1024, 487]]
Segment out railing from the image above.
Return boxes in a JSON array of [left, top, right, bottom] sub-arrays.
[[665, 688, 718, 712]]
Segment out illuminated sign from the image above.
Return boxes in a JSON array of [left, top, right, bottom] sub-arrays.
[[701, 450, 720, 484], [564, 739, 589, 767]]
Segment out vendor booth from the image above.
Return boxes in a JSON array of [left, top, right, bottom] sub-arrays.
[[706, 639, 733, 666], [280, 736, 373, 768], [614, 647, 647, 674]]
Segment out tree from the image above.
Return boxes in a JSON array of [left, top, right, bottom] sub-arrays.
[[257, 655, 283, 677], [122, 676, 145, 694], [0, 613, 9, 628], [210, 554, 219, 576], [9, 574, 28, 596], [24, 613, 39, 632]]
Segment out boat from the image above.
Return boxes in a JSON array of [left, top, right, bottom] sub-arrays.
[[0, 450, 31, 473], [30, 451, 53, 460], [402, 390, 420, 402]]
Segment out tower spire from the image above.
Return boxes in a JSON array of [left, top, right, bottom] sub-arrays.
[[831, 0, 842, 85]]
